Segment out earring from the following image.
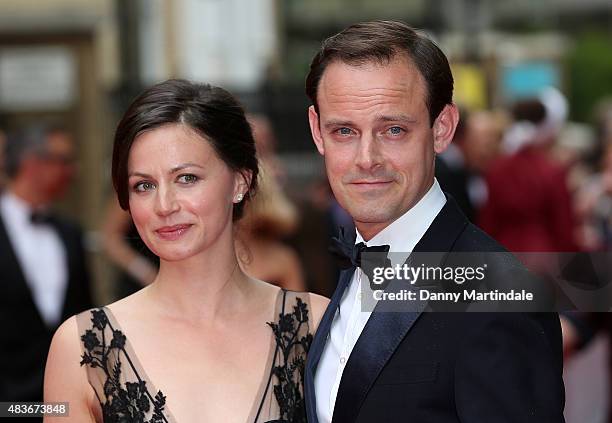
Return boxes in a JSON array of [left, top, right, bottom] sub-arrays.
[[235, 193, 244, 203]]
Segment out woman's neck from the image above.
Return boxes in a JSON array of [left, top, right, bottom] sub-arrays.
[[146, 230, 252, 324]]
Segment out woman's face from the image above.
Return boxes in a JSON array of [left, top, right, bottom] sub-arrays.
[[127, 124, 245, 262]]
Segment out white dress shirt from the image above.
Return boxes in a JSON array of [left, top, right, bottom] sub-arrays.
[[0, 191, 68, 327], [315, 179, 446, 423]]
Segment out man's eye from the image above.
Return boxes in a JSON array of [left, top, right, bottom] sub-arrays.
[[336, 127, 353, 136], [177, 174, 198, 184], [387, 126, 404, 136], [134, 181, 155, 192]]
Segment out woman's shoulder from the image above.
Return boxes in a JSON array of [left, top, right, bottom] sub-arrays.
[[45, 315, 93, 414], [72, 290, 149, 351], [50, 314, 81, 351], [305, 292, 329, 332], [277, 288, 329, 332]]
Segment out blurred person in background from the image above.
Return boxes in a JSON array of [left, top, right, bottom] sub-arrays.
[[101, 198, 158, 299], [560, 99, 612, 423], [574, 101, 612, 251], [562, 306, 612, 423], [247, 114, 285, 181], [0, 125, 92, 411], [237, 114, 305, 291], [479, 88, 578, 252], [436, 109, 503, 221], [293, 178, 354, 298], [237, 164, 305, 291], [0, 127, 6, 187]]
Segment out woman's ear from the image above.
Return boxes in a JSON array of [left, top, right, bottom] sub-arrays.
[[433, 104, 459, 154], [233, 170, 252, 203]]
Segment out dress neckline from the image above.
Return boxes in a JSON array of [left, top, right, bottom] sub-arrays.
[[99, 287, 285, 422]]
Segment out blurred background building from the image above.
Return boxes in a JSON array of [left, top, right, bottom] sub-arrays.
[[1, 0, 612, 420]]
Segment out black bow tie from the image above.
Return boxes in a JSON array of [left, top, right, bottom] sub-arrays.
[[30, 211, 54, 225], [329, 226, 390, 270]]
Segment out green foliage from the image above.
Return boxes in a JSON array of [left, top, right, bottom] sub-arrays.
[[567, 32, 612, 122]]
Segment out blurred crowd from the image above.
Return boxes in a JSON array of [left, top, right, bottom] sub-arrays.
[[438, 89, 612, 255]]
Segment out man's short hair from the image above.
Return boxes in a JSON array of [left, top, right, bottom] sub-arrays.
[[305, 20, 453, 126], [4, 124, 68, 178]]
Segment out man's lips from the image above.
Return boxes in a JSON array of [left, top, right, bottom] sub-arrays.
[[349, 180, 393, 188], [155, 224, 193, 240]]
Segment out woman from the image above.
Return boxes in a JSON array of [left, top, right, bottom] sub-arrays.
[[44, 79, 328, 422]]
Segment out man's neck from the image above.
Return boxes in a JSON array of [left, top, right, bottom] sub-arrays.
[[355, 221, 391, 243]]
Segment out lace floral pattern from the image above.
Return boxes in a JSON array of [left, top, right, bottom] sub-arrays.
[[80, 309, 168, 423], [263, 295, 312, 423], [78, 291, 313, 422]]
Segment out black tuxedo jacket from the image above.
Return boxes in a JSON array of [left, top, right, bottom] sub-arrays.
[[305, 197, 565, 423], [0, 210, 93, 402]]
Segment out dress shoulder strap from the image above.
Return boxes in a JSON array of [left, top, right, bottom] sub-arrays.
[[253, 289, 312, 422], [75, 308, 172, 423]]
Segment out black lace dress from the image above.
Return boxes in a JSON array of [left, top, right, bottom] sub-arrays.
[[76, 289, 313, 422]]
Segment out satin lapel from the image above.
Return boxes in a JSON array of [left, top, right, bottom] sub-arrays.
[[50, 218, 76, 317], [331, 196, 469, 423], [305, 267, 355, 423]]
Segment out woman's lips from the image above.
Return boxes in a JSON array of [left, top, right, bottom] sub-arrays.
[[155, 224, 192, 241]]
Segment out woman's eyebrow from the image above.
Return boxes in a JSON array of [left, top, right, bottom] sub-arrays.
[[128, 163, 205, 178], [169, 163, 205, 174]]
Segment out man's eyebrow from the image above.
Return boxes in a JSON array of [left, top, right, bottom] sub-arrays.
[[375, 114, 418, 124], [322, 115, 418, 130], [128, 163, 204, 178], [322, 119, 355, 130]]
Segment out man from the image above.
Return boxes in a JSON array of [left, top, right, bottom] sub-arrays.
[[436, 110, 501, 221], [304, 21, 564, 422], [479, 94, 577, 253], [0, 125, 92, 408]]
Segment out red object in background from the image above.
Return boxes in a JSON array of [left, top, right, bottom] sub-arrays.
[[479, 146, 578, 253]]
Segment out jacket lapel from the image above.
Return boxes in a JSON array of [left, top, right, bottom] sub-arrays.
[[305, 267, 355, 423], [50, 217, 75, 318], [331, 196, 469, 423]]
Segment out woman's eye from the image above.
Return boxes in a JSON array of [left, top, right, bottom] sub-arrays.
[[177, 174, 199, 184], [133, 181, 155, 192]]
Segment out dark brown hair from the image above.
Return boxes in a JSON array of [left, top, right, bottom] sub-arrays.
[[112, 79, 258, 220], [305, 20, 453, 126], [512, 99, 547, 125]]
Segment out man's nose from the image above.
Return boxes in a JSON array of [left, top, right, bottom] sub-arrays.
[[354, 134, 383, 171]]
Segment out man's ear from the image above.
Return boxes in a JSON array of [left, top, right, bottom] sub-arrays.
[[308, 105, 325, 155], [433, 104, 459, 154]]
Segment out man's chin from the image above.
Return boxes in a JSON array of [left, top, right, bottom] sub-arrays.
[[350, 211, 395, 226], [342, 200, 390, 219]]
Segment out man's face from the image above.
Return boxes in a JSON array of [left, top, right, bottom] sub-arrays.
[[309, 56, 457, 240], [463, 112, 501, 173], [36, 132, 76, 201]]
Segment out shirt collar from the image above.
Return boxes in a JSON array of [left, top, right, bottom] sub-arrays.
[[355, 178, 446, 255], [1, 190, 34, 223]]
